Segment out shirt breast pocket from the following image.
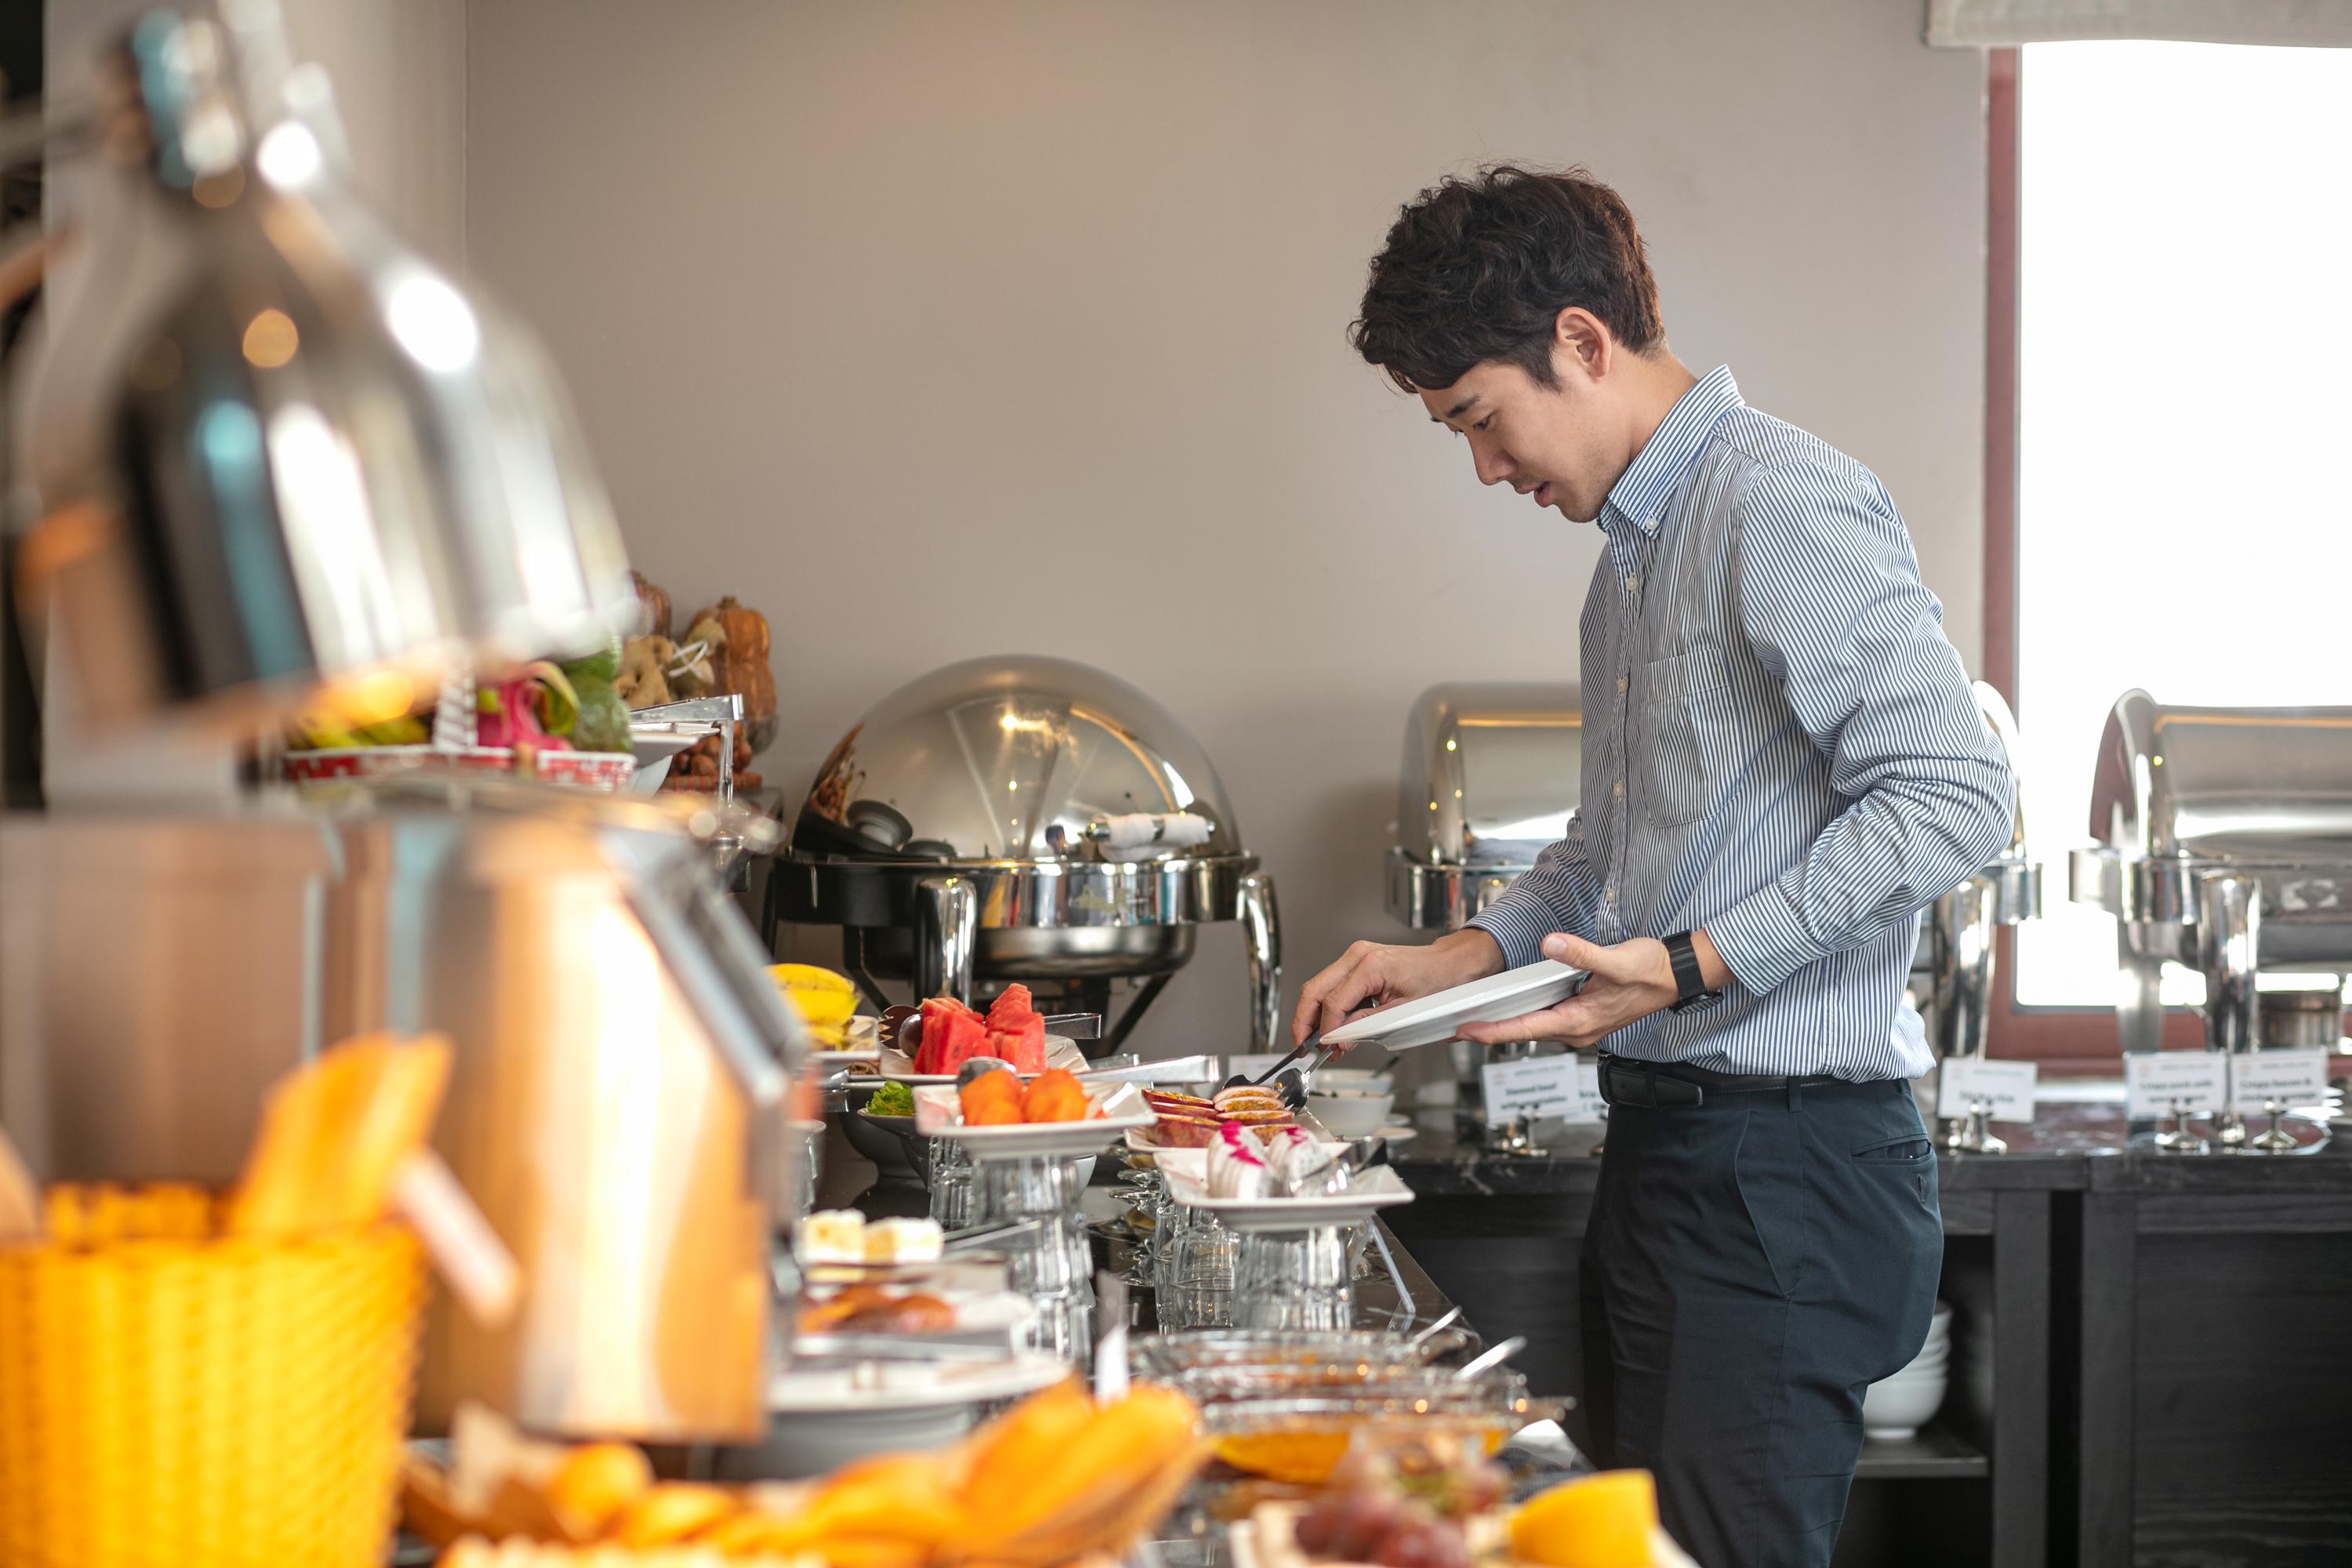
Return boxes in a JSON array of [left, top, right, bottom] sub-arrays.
[[1635, 650, 1721, 828]]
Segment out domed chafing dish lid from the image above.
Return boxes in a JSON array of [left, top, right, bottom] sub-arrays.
[[797, 655, 1242, 862], [2088, 688, 2352, 863], [1396, 683, 1581, 868]]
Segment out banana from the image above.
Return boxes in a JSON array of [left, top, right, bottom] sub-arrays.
[[771, 964, 859, 1031]]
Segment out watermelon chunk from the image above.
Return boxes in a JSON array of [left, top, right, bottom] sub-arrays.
[[914, 998, 986, 1076], [986, 983, 1035, 1028], [986, 1014, 1047, 1074]]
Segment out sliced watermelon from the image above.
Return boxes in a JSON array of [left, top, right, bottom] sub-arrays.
[[986, 983, 1035, 1028], [914, 998, 986, 1076], [986, 1015, 1047, 1074]]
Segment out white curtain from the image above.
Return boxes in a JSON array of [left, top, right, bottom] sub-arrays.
[[1927, 0, 2352, 46]]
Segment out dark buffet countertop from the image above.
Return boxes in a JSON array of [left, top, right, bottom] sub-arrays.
[[1387, 1083, 2352, 1199]]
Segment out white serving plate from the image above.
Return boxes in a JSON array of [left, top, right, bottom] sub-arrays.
[[914, 1080, 1153, 1157], [796, 1288, 1039, 1350], [768, 1349, 1069, 1414], [1319, 960, 1589, 1052], [720, 1351, 1072, 1479], [1126, 1127, 1349, 1157], [815, 1049, 883, 1073], [1156, 1155, 1415, 1231], [880, 1034, 1086, 1084]]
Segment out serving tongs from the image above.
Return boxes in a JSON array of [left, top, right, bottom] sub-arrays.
[[1223, 1034, 1340, 1110], [883, 1008, 1105, 1054]]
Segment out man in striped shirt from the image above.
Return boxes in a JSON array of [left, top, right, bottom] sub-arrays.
[[1298, 166, 2015, 1567]]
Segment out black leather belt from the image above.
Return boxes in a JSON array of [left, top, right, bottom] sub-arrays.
[[1597, 1054, 1847, 1109]]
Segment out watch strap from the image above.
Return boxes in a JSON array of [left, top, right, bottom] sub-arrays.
[[1664, 931, 1707, 1004]]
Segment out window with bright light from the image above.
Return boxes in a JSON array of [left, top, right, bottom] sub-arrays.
[[2013, 42, 2352, 1009]]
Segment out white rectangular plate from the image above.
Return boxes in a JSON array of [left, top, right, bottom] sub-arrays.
[[1138, 1135, 1350, 1162], [1158, 1158, 1414, 1231], [914, 1080, 1154, 1157], [1319, 960, 1589, 1052], [881, 1033, 1086, 1084]]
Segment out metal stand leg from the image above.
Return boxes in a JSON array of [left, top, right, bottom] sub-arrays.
[[1239, 871, 1283, 1054], [913, 875, 977, 1004], [2198, 873, 2259, 1149]]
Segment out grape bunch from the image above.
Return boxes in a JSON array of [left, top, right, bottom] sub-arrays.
[[1294, 1486, 1472, 1568]]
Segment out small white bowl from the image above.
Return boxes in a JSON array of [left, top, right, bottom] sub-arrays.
[[1306, 1090, 1396, 1138], [1311, 1067, 1393, 1090], [1862, 1367, 1949, 1439]]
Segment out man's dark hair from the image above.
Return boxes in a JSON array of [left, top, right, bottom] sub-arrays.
[[1351, 165, 1664, 394]]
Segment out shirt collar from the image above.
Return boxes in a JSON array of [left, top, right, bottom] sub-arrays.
[[1602, 365, 1742, 538]]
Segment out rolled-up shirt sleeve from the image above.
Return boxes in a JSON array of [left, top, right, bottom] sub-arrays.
[[1468, 811, 1600, 970], [1704, 458, 2016, 996]]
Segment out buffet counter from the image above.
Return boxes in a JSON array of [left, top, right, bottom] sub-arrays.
[[817, 1120, 1475, 1352], [1381, 1076, 2352, 1568]]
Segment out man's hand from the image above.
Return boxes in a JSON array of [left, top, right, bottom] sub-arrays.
[[1454, 930, 1729, 1049], [1292, 927, 1505, 1047]]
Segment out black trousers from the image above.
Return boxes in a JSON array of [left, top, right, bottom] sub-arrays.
[[1579, 1074, 1942, 1568]]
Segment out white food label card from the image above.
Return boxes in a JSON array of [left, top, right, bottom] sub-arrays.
[[1936, 1058, 2038, 1124], [2228, 1048, 2331, 1109], [1483, 1055, 1597, 1126], [2124, 1052, 2229, 1119], [1225, 1053, 1290, 1083]]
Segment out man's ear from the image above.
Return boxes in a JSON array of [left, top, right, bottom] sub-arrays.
[[1552, 307, 1611, 383]]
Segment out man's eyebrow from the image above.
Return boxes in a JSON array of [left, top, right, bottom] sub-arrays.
[[1437, 395, 1479, 423]]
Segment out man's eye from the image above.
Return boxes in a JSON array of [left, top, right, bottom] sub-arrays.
[[1474, 416, 1494, 432]]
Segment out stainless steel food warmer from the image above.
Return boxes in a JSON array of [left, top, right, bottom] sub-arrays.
[[2071, 690, 2352, 1059], [768, 655, 1279, 1054], [1386, 683, 1581, 930]]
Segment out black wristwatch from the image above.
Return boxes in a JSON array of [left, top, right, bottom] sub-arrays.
[[1664, 931, 1726, 1014]]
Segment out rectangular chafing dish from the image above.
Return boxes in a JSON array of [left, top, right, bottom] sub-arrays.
[[2071, 689, 2352, 1058], [1386, 684, 1581, 931]]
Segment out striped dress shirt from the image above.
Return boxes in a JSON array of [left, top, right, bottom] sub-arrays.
[[1468, 365, 2014, 1080]]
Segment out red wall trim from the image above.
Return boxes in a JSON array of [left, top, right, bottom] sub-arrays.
[[1979, 46, 2202, 1062]]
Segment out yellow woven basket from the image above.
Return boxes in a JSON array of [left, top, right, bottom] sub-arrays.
[[0, 1184, 426, 1568]]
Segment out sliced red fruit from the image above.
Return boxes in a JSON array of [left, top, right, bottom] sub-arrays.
[[915, 1000, 988, 1076], [986, 983, 1035, 1027], [985, 1018, 1047, 1074]]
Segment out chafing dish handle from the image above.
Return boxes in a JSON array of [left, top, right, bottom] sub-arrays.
[[913, 875, 977, 1004], [1239, 872, 1282, 1053]]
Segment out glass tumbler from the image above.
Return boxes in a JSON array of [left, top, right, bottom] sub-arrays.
[[1234, 1225, 1353, 1331]]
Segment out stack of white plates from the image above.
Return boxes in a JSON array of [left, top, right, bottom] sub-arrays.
[[1861, 1300, 1952, 1440]]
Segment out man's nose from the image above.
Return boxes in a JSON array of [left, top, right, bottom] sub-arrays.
[[1472, 444, 1512, 487]]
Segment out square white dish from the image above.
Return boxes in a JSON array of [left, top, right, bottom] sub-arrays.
[[1157, 1155, 1415, 1231], [880, 1033, 1086, 1084], [913, 1080, 1154, 1157]]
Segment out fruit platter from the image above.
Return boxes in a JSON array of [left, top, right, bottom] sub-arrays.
[[913, 1063, 1154, 1159], [882, 987, 1087, 1083], [1229, 1446, 1698, 1568], [282, 647, 638, 794]]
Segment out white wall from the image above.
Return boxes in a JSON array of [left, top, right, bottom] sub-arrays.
[[463, 0, 1990, 1055], [279, 0, 469, 264]]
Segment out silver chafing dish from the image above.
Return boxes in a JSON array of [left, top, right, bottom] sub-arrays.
[[1381, 684, 1579, 1147], [770, 655, 1279, 1054], [1386, 683, 1581, 930], [2071, 691, 2352, 1064]]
